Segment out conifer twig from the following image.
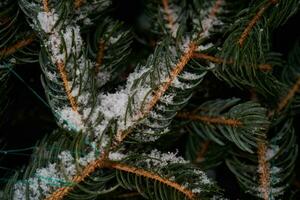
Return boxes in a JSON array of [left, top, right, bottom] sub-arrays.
[[45, 154, 108, 200], [276, 77, 300, 112], [95, 39, 105, 74], [0, 34, 35, 58], [192, 52, 273, 72], [43, 0, 50, 13], [257, 141, 270, 200], [238, 0, 278, 46], [108, 162, 195, 200], [115, 42, 197, 142], [177, 112, 242, 127], [162, 0, 175, 32], [44, 1, 225, 198], [56, 62, 78, 112]]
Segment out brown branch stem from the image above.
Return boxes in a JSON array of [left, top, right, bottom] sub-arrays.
[[56, 62, 78, 112], [95, 39, 105, 74], [257, 141, 270, 200], [0, 34, 35, 59], [162, 0, 175, 30], [192, 53, 272, 72], [277, 77, 300, 113], [238, 0, 277, 46], [177, 112, 242, 127], [109, 162, 195, 200]]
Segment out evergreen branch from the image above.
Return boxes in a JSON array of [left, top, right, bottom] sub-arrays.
[[226, 119, 298, 199], [43, 0, 50, 13], [177, 112, 242, 127], [162, 0, 176, 34], [193, 53, 272, 72], [56, 62, 78, 112], [204, 0, 223, 31], [183, 99, 269, 153], [95, 39, 105, 74], [238, 0, 277, 46], [0, 34, 35, 59], [277, 76, 300, 113], [257, 141, 270, 200], [108, 161, 195, 200], [115, 42, 197, 142], [45, 154, 108, 200]]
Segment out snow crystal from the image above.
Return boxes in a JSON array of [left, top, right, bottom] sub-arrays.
[[161, 4, 181, 38], [98, 90, 128, 119], [143, 149, 188, 168], [109, 34, 122, 45], [180, 71, 202, 80], [58, 151, 76, 178], [108, 152, 126, 161], [160, 94, 175, 104], [172, 77, 192, 89], [266, 145, 279, 160], [83, 18, 93, 25], [58, 107, 84, 131], [78, 151, 96, 166], [37, 11, 58, 33], [197, 43, 214, 51], [96, 71, 111, 87]]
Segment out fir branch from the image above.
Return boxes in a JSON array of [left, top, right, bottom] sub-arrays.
[[205, 0, 223, 28], [95, 39, 105, 74], [0, 34, 35, 59], [277, 76, 300, 113], [62, 5, 226, 190], [108, 161, 195, 200], [238, 0, 277, 46], [115, 42, 197, 142], [56, 62, 78, 112], [193, 52, 273, 72], [257, 141, 270, 200], [177, 112, 242, 127], [43, 0, 50, 13], [162, 0, 176, 34], [45, 154, 108, 200]]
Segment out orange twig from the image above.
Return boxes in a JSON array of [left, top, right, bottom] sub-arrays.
[[238, 0, 277, 46], [257, 142, 270, 200], [45, 154, 108, 200], [162, 0, 175, 31], [193, 53, 272, 72], [56, 62, 78, 112], [115, 43, 197, 142], [43, 0, 50, 13], [177, 112, 242, 127], [0, 34, 35, 58], [277, 77, 300, 112], [109, 162, 195, 200], [95, 39, 105, 74], [209, 0, 223, 18]]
